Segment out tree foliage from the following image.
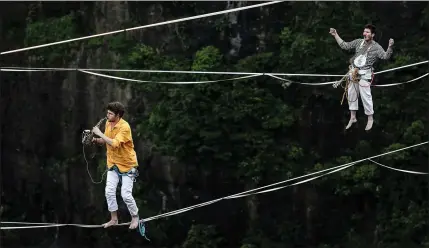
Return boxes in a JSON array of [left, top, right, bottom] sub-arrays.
[[1, 2, 428, 248]]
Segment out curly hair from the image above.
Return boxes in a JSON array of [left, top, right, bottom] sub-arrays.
[[106, 101, 125, 117]]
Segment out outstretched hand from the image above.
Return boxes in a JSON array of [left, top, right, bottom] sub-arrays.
[[388, 38, 394, 47], [329, 28, 337, 36]]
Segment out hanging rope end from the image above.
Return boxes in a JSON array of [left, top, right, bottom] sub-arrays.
[[138, 219, 150, 241]]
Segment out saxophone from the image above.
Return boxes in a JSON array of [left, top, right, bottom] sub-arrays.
[[81, 117, 107, 145]]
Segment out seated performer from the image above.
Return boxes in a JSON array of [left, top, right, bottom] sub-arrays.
[[92, 101, 140, 229], [329, 24, 394, 130]]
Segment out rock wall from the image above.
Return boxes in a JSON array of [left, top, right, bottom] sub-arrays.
[[0, 1, 271, 246]]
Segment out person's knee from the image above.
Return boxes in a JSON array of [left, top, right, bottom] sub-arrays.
[[121, 188, 134, 203]]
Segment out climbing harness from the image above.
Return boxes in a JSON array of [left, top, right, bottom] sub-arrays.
[[108, 165, 147, 239], [334, 40, 375, 105], [109, 165, 139, 183], [350, 40, 373, 68], [339, 65, 375, 105], [81, 118, 146, 239]]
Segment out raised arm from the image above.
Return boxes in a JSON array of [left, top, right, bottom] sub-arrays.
[[329, 28, 362, 50], [92, 123, 132, 148], [375, 38, 394, 60]]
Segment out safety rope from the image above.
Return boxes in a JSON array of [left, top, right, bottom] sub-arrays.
[[138, 219, 150, 241], [81, 118, 108, 184], [3, 67, 425, 88], [265, 70, 427, 88], [1, 60, 427, 77], [372, 73, 428, 87], [79, 69, 263, 84], [82, 144, 107, 184], [0, 219, 150, 240], [367, 159, 428, 175], [0, 1, 283, 55], [340, 67, 374, 105], [1, 141, 427, 238]]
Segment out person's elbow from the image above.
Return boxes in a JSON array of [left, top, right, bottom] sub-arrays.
[[380, 53, 391, 60], [338, 43, 347, 50]]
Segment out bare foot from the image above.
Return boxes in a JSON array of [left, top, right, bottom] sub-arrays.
[[129, 216, 139, 230], [365, 118, 373, 131], [345, 118, 357, 130], [103, 219, 118, 228]]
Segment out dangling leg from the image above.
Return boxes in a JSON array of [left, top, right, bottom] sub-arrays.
[[104, 170, 120, 228], [345, 110, 357, 129], [358, 79, 374, 130], [346, 82, 359, 129]]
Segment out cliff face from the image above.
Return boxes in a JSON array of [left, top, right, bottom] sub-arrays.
[[1, 2, 257, 245], [2, 2, 428, 248]]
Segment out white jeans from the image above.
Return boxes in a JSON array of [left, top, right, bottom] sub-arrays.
[[347, 79, 374, 116], [105, 168, 139, 217]]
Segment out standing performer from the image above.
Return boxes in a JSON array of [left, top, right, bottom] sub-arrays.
[[330, 24, 394, 130], [92, 101, 140, 229]]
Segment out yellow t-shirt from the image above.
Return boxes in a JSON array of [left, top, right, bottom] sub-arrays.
[[104, 118, 138, 172]]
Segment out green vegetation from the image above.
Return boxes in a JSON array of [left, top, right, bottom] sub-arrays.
[[1, 2, 428, 248]]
